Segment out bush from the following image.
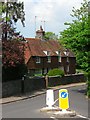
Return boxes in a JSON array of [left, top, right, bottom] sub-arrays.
[[47, 68, 64, 77]]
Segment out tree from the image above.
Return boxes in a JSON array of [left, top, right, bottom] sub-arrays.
[[1, 0, 25, 67], [44, 32, 58, 40], [1, 1, 26, 81], [1, 1, 25, 40], [59, 0, 89, 72], [2, 39, 27, 81]]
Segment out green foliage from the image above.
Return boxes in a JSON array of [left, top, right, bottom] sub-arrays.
[[1, 1, 25, 40], [44, 32, 58, 40], [59, 0, 89, 72], [1, 1, 25, 25], [59, 0, 89, 97], [47, 68, 64, 77]]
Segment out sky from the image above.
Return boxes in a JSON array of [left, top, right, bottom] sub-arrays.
[[16, 0, 84, 38]]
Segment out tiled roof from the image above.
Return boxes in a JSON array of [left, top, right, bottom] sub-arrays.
[[24, 38, 75, 63]]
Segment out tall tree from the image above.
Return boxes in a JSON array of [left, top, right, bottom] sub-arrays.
[[1, 1, 26, 81], [1, 0, 25, 40], [59, 0, 89, 72]]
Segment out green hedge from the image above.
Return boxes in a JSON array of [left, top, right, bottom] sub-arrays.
[[47, 68, 64, 77]]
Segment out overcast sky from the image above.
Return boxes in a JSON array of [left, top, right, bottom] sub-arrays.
[[16, 0, 84, 38]]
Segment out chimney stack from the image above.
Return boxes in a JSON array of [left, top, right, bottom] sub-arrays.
[[35, 25, 45, 39]]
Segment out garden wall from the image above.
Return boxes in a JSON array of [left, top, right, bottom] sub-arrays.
[[2, 77, 46, 98], [48, 73, 86, 87], [2, 80, 21, 98], [24, 77, 46, 93], [2, 73, 86, 97]]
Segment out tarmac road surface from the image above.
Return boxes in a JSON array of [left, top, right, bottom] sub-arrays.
[[2, 84, 89, 119]]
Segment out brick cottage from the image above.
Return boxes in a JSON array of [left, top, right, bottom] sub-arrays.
[[24, 26, 76, 76]]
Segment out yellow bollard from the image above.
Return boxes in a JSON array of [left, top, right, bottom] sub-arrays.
[[59, 89, 69, 111]]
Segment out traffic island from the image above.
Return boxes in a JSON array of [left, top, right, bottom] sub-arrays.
[[40, 107, 76, 118], [40, 89, 77, 118], [40, 106, 60, 112], [53, 110, 76, 118]]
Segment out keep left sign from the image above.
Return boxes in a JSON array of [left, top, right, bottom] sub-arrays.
[[59, 89, 69, 110]]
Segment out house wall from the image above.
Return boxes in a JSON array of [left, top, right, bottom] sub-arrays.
[[27, 56, 76, 75], [62, 57, 76, 74], [69, 57, 76, 74]]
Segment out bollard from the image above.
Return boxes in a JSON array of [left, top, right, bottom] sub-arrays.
[[59, 89, 69, 111], [46, 89, 54, 108]]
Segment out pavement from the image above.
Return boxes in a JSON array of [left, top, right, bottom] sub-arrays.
[[0, 82, 86, 104]]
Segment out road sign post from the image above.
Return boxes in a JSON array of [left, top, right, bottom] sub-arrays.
[[59, 89, 69, 111]]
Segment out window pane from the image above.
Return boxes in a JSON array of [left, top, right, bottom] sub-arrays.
[[58, 56, 61, 62], [48, 56, 51, 63], [67, 57, 69, 62], [36, 57, 40, 63]]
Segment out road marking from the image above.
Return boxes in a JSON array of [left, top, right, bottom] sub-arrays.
[[50, 116, 58, 120], [77, 114, 89, 119], [50, 116, 55, 118]]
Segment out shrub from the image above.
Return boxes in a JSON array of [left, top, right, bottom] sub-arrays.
[[47, 68, 64, 77]]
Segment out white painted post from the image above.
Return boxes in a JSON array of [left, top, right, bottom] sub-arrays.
[[46, 89, 54, 108]]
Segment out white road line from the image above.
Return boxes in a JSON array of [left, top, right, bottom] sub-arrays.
[[77, 114, 89, 119], [50, 116, 58, 120], [50, 116, 55, 118]]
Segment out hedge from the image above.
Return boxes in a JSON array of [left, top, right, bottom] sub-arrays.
[[47, 68, 64, 77]]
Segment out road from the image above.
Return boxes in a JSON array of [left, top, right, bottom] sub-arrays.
[[2, 84, 89, 119]]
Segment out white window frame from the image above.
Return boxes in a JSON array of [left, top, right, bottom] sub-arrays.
[[58, 56, 61, 62], [43, 51, 47, 55], [36, 56, 41, 63], [66, 57, 69, 62], [47, 56, 51, 63], [56, 51, 61, 62], [43, 51, 51, 56]]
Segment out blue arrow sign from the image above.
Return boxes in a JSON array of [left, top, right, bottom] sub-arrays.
[[61, 92, 68, 98]]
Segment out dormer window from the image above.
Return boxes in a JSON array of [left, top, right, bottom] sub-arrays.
[[43, 51, 47, 55], [36, 56, 41, 63], [43, 51, 51, 63], [43, 51, 51, 56], [56, 51, 60, 55], [64, 49, 69, 56], [47, 51, 51, 56], [64, 51, 67, 55]]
